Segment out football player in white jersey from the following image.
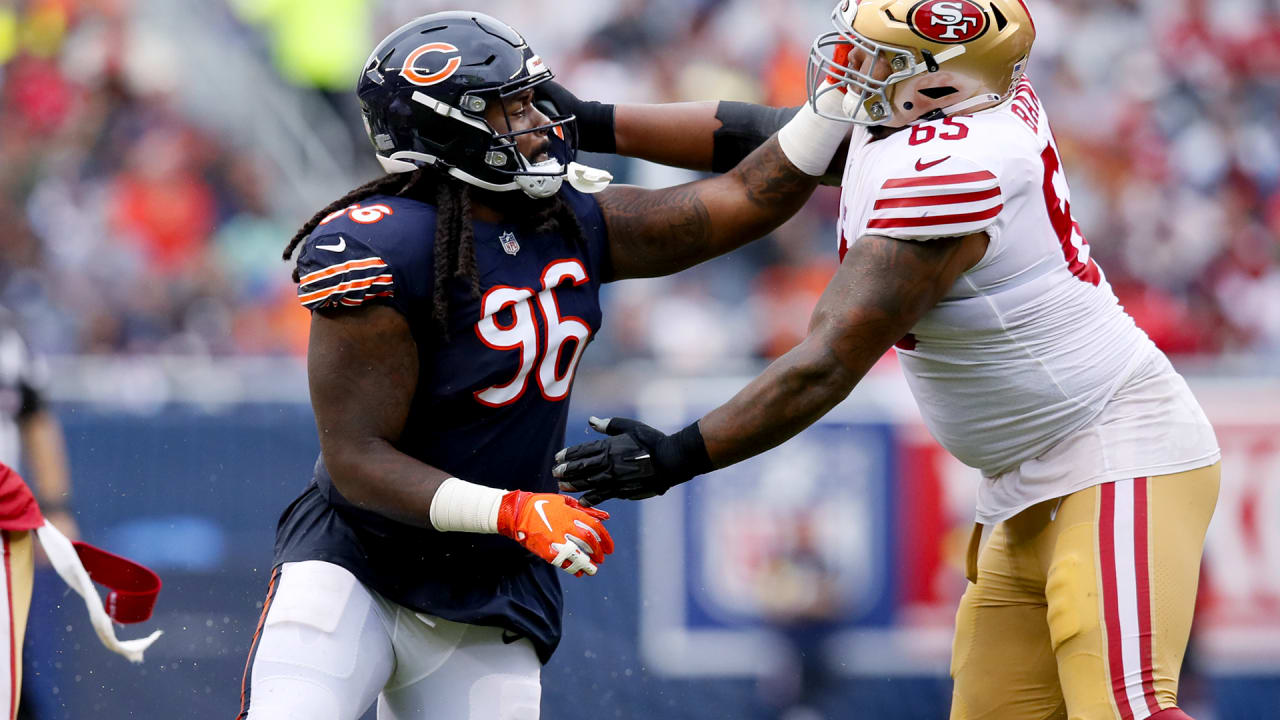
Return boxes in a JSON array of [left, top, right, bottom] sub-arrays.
[[552, 2, 1220, 718]]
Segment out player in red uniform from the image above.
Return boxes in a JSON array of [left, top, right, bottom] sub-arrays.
[[0, 462, 162, 719]]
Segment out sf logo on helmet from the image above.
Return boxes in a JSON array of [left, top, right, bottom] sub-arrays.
[[908, 0, 989, 44], [400, 42, 462, 86]]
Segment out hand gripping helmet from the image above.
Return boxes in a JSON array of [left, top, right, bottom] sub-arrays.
[[357, 11, 610, 198], [808, 0, 1035, 126]]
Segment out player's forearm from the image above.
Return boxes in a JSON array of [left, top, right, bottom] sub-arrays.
[[21, 410, 72, 506], [700, 234, 987, 466], [601, 137, 820, 279], [612, 101, 721, 170], [614, 101, 847, 181], [322, 438, 455, 528], [695, 135, 824, 260], [325, 439, 609, 577], [698, 330, 869, 468], [684, 89, 850, 257]]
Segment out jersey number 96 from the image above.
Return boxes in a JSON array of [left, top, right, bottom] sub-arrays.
[[473, 259, 591, 407]]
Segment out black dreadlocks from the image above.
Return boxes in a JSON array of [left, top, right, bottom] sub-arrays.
[[283, 170, 588, 332]]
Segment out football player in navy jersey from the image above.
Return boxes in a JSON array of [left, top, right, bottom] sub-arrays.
[[235, 10, 853, 720]]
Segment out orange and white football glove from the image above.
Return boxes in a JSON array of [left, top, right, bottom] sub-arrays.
[[429, 478, 613, 578], [497, 491, 613, 577]]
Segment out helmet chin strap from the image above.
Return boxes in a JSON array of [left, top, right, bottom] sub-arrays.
[[901, 92, 1005, 127], [392, 92, 613, 198], [939, 93, 1004, 116], [377, 151, 612, 199]]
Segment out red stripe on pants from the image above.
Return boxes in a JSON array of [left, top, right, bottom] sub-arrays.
[[1099, 483, 1135, 720], [4, 532, 14, 720], [1133, 478, 1162, 715]]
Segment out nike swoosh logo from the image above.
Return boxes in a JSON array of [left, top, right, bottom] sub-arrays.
[[533, 499, 554, 532], [316, 237, 347, 252], [915, 156, 951, 172]]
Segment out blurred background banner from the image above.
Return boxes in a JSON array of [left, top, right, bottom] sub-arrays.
[[2, 0, 1279, 717], [636, 411, 896, 678]]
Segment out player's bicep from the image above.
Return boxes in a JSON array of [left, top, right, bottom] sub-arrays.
[[307, 304, 418, 457], [811, 233, 987, 355]]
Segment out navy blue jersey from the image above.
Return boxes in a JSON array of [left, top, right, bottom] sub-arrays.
[[274, 186, 610, 663]]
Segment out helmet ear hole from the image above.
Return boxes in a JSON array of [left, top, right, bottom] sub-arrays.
[[920, 86, 959, 99], [991, 3, 1009, 31]]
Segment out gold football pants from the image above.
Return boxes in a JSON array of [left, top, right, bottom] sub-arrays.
[[950, 464, 1220, 720]]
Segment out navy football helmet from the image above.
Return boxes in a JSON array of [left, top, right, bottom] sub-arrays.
[[357, 11, 609, 199]]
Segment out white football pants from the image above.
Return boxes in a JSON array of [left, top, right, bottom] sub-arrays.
[[239, 560, 542, 720]]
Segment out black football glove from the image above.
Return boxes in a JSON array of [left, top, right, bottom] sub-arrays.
[[534, 81, 616, 154], [553, 416, 713, 507]]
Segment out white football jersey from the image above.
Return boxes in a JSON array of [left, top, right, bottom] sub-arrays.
[[836, 80, 1219, 523]]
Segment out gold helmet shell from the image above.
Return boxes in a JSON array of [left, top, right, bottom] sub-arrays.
[[807, 0, 1035, 125]]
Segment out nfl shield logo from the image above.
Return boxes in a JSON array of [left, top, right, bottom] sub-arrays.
[[499, 231, 520, 256]]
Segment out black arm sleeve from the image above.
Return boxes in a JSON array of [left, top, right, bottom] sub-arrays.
[[711, 102, 802, 174], [17, 383, 43, 420], [712, 102, 847, 185]]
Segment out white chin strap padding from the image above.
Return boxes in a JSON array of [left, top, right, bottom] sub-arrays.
[[566, 162, 612, 194], [517, 160, 613, 197], [377, 151, 612, 199], [378, 154, 423, 174]]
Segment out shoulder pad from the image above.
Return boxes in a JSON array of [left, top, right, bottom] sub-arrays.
[[296, 231, 396, 311]]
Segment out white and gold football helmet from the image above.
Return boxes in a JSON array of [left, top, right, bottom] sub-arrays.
[[808, 0, 1035, 126]]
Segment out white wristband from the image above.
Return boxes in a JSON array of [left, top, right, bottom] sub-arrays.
[[429, 477, 505, 534], [777, 91, 851, 176]]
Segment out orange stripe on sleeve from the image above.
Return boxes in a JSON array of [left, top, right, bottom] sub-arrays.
[[298, 275, 395, 306], [299, 258, 388, 287]]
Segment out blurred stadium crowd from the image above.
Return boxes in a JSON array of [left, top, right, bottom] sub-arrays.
[[1, 0, 1278, 367]]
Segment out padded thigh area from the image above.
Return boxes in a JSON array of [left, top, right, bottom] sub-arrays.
[[375, 606, 542, 720], [245, 561, 394, 720]]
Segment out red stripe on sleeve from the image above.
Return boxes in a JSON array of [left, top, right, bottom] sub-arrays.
[[882, 171, 996, 189], [874, 187, 1001, 210], [867, 205, 1002, 230]]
